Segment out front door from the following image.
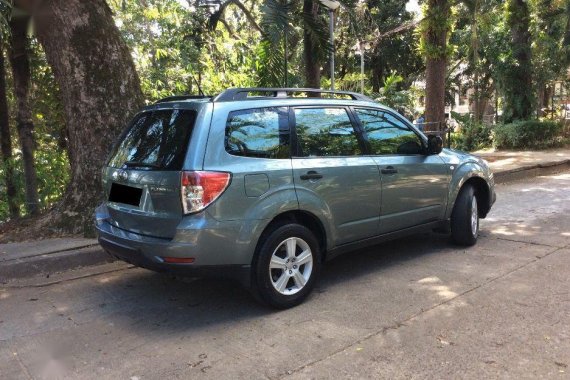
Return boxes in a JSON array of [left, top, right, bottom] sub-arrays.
[[291, 107, 382, 245], [353, 108, 450, 234]]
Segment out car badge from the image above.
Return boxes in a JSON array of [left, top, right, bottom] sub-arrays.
[[113, 169, 129, 182]]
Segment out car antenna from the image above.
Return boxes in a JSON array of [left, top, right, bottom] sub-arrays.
[[190, 74, 205, 97]]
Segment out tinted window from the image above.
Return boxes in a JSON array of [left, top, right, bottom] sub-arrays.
[[225, 107, 289, 159], [355, 108, 423, 155], [294, 108, 361, 157], [109, 109, 196, 170]]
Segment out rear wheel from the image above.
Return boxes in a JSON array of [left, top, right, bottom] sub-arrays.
[[251, 223, 321, 308], [451, 184, 479, 246]]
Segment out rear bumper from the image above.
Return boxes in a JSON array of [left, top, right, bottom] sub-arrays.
[[95, 204, 253, 285], [97, 233, 250, 284]]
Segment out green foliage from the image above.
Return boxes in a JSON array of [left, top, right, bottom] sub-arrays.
[[33, 134, 70, 208], [373, 74, 415, 115], [494, 120, 566, 149], [111, 0, 261, 100], [0, 39, 69, 222], [452, 121, 494, 151], [336, 0, 423, 92], [0, 137, 68, 222]]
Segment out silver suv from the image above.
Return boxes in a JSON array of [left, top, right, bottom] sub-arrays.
[[96, 88, 496, 308]]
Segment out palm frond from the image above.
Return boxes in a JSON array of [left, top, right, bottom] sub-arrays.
[[260, 0, 294, 44], [255, 0, 294, 87]]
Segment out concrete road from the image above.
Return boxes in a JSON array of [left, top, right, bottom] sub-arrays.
[[1, 172, 569, 379]]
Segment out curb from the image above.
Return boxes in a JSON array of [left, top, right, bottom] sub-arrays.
[[0, 245, 114, 283], [1, 159, 568, 282], [492, 159, 570, 184]]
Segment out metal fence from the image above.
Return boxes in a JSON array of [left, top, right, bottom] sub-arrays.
[[416, 121, 453, 148]]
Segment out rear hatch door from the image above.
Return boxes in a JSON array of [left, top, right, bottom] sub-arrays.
[[103, 108, 197, 239]]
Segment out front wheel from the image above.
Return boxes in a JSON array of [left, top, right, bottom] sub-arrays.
[[451, 184, 479, 246], [251, 223, 321, 309]]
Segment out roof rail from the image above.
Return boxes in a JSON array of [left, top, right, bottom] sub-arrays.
[[155, 95, 212, 103], [213, 88, 375, 102]]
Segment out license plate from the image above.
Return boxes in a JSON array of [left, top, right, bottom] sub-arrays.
[[109, 183, 143, 206]]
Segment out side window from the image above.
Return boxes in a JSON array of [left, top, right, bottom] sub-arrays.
[[294, 108, 361, 157], [225, 107, 289, 159], [355, 108, 423, 155]]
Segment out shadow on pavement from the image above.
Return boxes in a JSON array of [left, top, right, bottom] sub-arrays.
[[61, 232, 453, 335]]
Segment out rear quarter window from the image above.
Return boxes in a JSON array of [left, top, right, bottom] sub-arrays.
[[225, 107, 290, 159], [108, 109, 196, 170]]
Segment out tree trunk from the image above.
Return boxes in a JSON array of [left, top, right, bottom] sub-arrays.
[[0, 40, 19, 219], [303, 0, 321, 90], [423, 0, 451, 132], [371, 53, 384, 93], [504, 0, 533, 122], [9, 17, 40, 216], [16, 0, 144, 235]]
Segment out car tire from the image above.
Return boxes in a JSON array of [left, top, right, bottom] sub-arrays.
[[251, 223, 321, 309], [451, 184, 479, 246]]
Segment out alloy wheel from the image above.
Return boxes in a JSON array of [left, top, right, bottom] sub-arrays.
[[269, 237, 313, 295], [471, 196, 478, 237]]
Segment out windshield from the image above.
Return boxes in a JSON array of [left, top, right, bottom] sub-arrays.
[[108, 109, 197, 170]]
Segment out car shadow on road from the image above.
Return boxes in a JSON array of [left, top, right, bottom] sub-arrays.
[[66, 231, 455, 337]]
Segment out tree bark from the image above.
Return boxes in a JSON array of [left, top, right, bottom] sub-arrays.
[[9, 17, 40, 216], [303, 0, 321, 90], [371, 53, 384, 93], [16, 0, 144, 235], [423, 0, 451, 131], [0, 40, 20, 219], [504, 0, 533, 122]]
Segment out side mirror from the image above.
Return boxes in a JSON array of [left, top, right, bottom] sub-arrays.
[[427, 135, 443, 155]]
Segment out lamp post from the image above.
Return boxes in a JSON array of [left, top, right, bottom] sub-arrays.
[[353, 40, 370, 94], [319, 0, 340, 91]]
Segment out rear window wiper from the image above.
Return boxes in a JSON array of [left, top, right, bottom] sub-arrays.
[[123, 161, 161, 169]]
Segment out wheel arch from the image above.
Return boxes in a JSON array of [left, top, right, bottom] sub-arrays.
[[446, 162, 492, 219], [253, 210, 329, 265], [463, 176, 491, 218]]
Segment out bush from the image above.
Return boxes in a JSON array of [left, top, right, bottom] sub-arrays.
[[494, 120, 565, 149], [452, 121, 494, 152]]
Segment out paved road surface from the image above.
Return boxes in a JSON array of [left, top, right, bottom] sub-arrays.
[[1, 172, 569, 379]]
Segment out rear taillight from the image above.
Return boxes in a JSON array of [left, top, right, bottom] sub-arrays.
[[181, 171, 231, 214]]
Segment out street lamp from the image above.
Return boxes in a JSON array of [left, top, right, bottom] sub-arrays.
[[319, 0, 340, 91]]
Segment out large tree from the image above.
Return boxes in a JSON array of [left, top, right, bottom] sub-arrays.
[[421, 0, 452, 130], [15, 0, 143, 235]]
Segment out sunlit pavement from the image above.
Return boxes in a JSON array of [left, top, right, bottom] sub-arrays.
[[1, 172, 569, 379]]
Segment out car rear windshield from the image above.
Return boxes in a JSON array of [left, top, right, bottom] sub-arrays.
[[108, 109, 197, 170]]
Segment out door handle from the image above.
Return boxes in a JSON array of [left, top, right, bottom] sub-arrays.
[[300, 171, 323, 180], [381, 166, 398, 175]]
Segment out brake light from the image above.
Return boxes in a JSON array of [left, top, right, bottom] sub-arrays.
[[181, 171, 231, 214]]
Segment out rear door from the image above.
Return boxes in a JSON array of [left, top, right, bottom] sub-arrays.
[[353, 107, 450, 234], [291, 106, 382, 245], [103, 108, 197, 239]]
